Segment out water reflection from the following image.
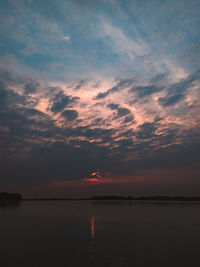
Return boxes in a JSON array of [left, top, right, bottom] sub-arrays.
[[91, 216, 95, 240], [1, 201, 200, 267], [89, 216, 97, 266], [0, 201, 21, 209]]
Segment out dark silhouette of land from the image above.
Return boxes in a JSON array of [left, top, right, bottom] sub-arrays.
[[0, 192, 22, 201], [2, 192, 200, 202], [22, 195, 200, 201], [91, 195, 200, 201]]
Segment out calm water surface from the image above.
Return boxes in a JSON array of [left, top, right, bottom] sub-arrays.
[[0, 201, 200, 267]]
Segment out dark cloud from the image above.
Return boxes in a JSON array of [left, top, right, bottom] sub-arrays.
[[123, 115, 134, 123], [50, 91, 71, 113], [95, 91, 109, 99], [107, 103, 119, 110], [117, 107, 131, 117], [93, 80, 101, 88], [116, 138, 133, 147], [71, 127, 114, 142], [0, 81, 7, 106], [108, 103, 132, 118], [93, 118, 104, 124], [158, 83, 187, 107], [110, 79, 134, 93], [74, 79, 87, 90], [150, 73, 167, 84], [189, 69, 200, 81], [0, 69, 39, 109], [0, 82, 27, 109], [0, 70, 199, 195], [24, 80, 40, 94], [62, 109, 78, 121], [158, 70, 200, 107], [158, 94, 184, 107], [0, 69, 13, 83], [96, 78, 134, 99], [136, 122, 156, 139], [130, 85, 163, 98], [0, 107, 56, 141], [0, 97, 199, 191]]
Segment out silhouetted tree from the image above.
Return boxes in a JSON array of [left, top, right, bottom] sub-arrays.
[[0, 192, 22, 201]]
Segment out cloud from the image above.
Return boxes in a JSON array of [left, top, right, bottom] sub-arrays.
[[102, 22, 148, 59], [0, 81, 7, 106], [117, 107, 131, 117], [74, 79, 87, 90], [123, 115, 134, 123], [158, 94, 184, 107], [136, 122, 156, 140], [95, 91, 109, 99], [158, 70, 200, 107], [24, 80, 40, 94], [96, 78, 134, 99], [130, 85, 163, 98], [63, 35, 70, 41], [50, 91, 71, 113], [107, 103, 119, 110], [62, 109, 78, 121]]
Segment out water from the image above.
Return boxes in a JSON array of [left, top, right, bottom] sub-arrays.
[[0, 201, 200, 267]]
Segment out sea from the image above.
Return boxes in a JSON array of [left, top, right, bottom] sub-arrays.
[[0, 200, 200, 267]]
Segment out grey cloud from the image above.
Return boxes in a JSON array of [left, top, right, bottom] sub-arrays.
[[96, 78, 134, 99], [50, 91, 70, 113], [91, 117, 105, 127], [150, 73, 167, 84], [110, 79, 134, 93], [62, 109, 78, 121], [190, 69, 200, 80], [72, 127, 114, 141], [0, 83, 27, 109], [24, 80, 40, 94], [158, 69, 200, 107], [158, 82, 188, 107], [117, 107, 131, 117], [0, 69, 39, 108], [158, 94, 184, 107], [136, 122, 156, 140], [95, 91, 109, 99], [123, 115, 134, 123], [0, 68, 30, 88], [108, 103, 133, 120], [107, 103, 119, 110], [0, 69, 13, 83], [130, 85, 163, 98], [0, 81, 7, 106], [93, 80, 101, 88], [74, 79, 87, 90], [118, 138, 133, 147], [0, 107, 56, 139], [0, 99, 199, 187], [0, 72, 199, 191]]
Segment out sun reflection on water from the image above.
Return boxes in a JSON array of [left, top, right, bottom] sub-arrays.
[[91, 216, 95, 240]]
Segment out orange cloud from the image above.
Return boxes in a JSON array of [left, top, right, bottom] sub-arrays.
[[83, 178, 100, 183]]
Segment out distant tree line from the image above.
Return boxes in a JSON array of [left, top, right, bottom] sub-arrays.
[[91, 195, 200, 201], [2, 194, 199, 201], [0, 192, 22, 201]]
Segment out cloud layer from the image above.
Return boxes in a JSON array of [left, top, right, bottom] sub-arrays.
[[0, 0, 199, 196]]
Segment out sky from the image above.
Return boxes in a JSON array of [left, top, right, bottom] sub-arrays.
[[0, 0, 200, 197]]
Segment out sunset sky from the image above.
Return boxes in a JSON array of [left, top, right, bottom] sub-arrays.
[[0, 0, 200, 197]]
